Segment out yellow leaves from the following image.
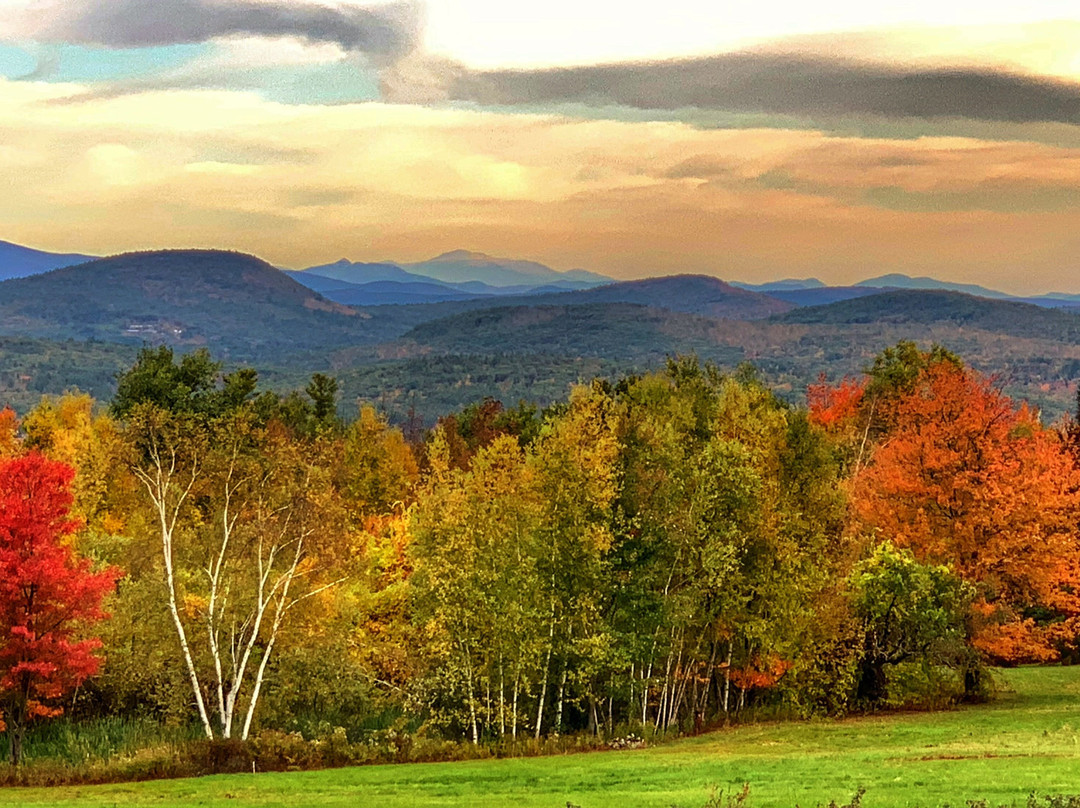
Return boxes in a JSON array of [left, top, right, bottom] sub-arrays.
[[343, 406, 419, 515], [585, 523, 614, 554], [533, 383, 622, 514], [182, 593, 209, 619], [20, 393, 128, 534], [100, 511, 127, 536], [295, 556, 318, 577], [0, 407, 20, 459]]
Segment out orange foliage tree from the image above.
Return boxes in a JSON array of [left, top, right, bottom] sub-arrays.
[[845, 361, 1080, 662]]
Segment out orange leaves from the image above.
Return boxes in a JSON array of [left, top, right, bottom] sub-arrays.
[[827, 359, 1080, 662], [728, 655, 791, 691], [808, 375, 866, 431], [972, 618, 1059, 665]]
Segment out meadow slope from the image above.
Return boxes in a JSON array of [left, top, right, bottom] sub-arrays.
[[5, 667, 1079, 808]]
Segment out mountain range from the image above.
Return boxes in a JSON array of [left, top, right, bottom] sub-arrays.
[[6, 238, 1080, 309], [3, 239, 1080, 424]]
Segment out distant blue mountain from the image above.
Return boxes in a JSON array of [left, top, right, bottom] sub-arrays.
[[0, 240, 96, 281], [288, 251, 613, 305], [854, 273, 1012, 300], [764, 287, 888, 306], [298, 259, 431, 286], [402, 250, 611, 288], [732, 278, 826, 292], [318, 280, 491, 306], [281, 270, 360, 295]]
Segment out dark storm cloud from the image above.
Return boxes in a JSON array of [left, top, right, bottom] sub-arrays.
[[434, 53, 1080, 124], [39, 0, 420, 59]]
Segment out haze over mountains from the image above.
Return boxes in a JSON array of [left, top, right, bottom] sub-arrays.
[[3, 238, 1080, 424]]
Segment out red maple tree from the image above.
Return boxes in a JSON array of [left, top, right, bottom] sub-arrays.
[[849, 363, 1080, 662], [0, 453, 120, 765]]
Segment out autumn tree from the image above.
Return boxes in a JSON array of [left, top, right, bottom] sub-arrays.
[[605, 358, 847, 730], [21, 393, 127, 533], [819, 348, 1080, 663], [0, 453, 119, 765], [124, 405, 347, 740], [411, 429, 543, 742], [528, 383, 620, 738]]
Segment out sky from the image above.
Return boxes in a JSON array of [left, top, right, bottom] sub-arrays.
[[1, 1, 1080, 293]]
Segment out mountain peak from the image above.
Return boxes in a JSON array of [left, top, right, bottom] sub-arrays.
[[430, 249, 491, 262]]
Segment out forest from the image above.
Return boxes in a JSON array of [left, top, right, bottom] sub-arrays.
[[1, 341, 1079, 779]]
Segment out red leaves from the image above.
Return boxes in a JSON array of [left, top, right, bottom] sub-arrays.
[[0, 452, 120, 732]]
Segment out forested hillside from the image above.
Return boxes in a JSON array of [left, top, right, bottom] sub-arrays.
[[4, 249, 1080, 424]]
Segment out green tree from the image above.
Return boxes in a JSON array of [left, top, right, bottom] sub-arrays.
[[306, 373, 340, 427], [111, 346, 257, 420], [849, 543, 974, 706]]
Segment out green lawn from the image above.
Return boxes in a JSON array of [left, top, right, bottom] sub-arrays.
[[5, 667, 1079, 808]]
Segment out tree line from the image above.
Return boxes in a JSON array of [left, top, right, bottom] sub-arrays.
[[2, 342, 1079, 764]]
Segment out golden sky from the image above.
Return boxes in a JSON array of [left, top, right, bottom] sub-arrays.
[[2, 1, 1080, 293]]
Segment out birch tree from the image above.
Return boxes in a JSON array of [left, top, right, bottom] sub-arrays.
[[126, 406, 343, 739]]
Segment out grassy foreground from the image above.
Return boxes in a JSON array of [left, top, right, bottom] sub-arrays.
[[4, 667, 1079, 808]]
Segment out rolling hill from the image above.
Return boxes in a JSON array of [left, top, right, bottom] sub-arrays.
[[400, 303, 746, 362], [292, 259, 434, 286], [288, 253, 611, 305], [764, 286, 890, 306], [3, 249, 1080, 426], [855, 273, 1013, 299], [517, 275, 793, 319], [320, 280, 490, 306], [776, 289, 1080, 343], [0, 250, 394, 357], [732, 278, 826, 292]]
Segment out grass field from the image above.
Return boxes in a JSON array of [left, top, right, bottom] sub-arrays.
[[4, 666, 1079, 808]]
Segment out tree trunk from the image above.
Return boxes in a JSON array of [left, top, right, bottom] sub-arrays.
[[856, 656, 888, 705], [555, 663, 568, 734], [722, 642, 732, 718], [963, 661, 985, 703], [8, 725, 22, 768], [534, 622, 555, 740], [164, 532, 215, 740], [5, 692, 25, 766], [499, 658, 506, 738], [465, 654, 479, 745], [512, 667, 520, 740]]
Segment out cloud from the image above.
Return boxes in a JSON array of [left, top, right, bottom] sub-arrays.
[[8, 0, 421, 61], [5, 76, 1080, 293], [390, 52, 1080, 124]]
